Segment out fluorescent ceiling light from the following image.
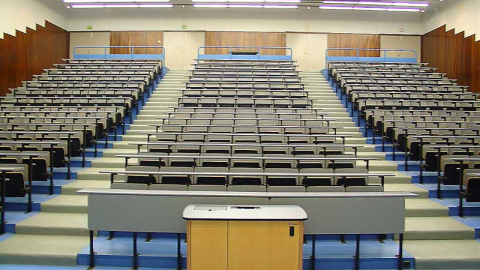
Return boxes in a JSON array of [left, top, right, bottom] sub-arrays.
[[322, 1, 429, 7], [64, 0, 170, 2], [192, 0, 264, 2], [70, 3, 173, 8], [193, 4, 229, 7], [229, 4, 263, 7], [264, 4, 298, 8], [194, 3, 298, 8], [319, 5, 421, 12], [265, 0, 301, 2], [192, 0, 300, 2]]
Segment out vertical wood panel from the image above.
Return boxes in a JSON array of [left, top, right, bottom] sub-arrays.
[[205, 32, 286, 55], [327, 33, 380, 57], [0, 21, 68, 96], [422, 25, 480, 93], [110, 31, 164, 54]]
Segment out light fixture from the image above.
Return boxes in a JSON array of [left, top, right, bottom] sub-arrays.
[[319, 5, 421, 12], [193, 3, 298, 8], [322, 1, 429, 7], [191, 0, 300, 2], [64, 0, 171, 2], [70, 3, 174, 8], [193, 4, 229, 7]]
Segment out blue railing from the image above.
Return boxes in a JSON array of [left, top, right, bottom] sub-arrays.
[[73, 46, 165, 62], [198, 46, 293, 61], [325, 48, 418, 66]]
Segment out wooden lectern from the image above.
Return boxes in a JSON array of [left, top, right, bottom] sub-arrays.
[[183, 204, 307, 270]]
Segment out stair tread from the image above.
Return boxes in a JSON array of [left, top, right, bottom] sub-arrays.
[[0, 234, 89, 265], [404, 240, 480, 269]]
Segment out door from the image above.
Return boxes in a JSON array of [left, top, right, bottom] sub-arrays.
[[227, 221, 303, 270], [188, 220, 228, 270]]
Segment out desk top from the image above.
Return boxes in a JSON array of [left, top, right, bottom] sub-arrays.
[[183, 204, 308, 221], [78, 188, 415, 198]]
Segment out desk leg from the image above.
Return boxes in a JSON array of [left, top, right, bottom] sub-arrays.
[[310, 234, 316, 270], [50, 146, 54, 195], [82, 128, 87, 167], [133, 232, 138, 270], [340, 234, 346, 244], [145, 232, 152, 242], [88, 230, 95, 270], [354, 234, 360, 270], [67, 138, 71, 180], [27, 157, 33, 213], [0, 172, 5, 235], [108, 231, 114, 240], [177, 233, 182, 270], [459, 162, 465, 217], [397, 233, 404, 270]]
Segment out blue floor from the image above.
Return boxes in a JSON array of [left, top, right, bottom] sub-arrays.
[[76, 234, 414, 269], [0, 71, 478, 270]]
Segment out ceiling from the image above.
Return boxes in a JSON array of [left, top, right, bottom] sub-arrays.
[[59, 0, 446, 12]]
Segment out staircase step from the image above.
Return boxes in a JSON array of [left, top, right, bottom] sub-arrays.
[[403, 217, 475, 240], [405, 199, 449, 217], [404, 240, 480, 269], [61, 180, 110, 195], [41, 195, 88, 213], [384, 184, 429, 198], [15, 213, 88, 236], [0, 235, 89, 266]]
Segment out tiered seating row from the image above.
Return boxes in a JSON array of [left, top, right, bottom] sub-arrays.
[[109, 59, 389, 193], [329, 61, 480, 215], [0, 59, 163, 234]]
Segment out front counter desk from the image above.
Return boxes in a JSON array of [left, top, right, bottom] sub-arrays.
[[78, 189, 416, 270]]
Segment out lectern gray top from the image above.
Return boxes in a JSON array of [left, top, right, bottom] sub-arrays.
[[183, 204, 308, 221]]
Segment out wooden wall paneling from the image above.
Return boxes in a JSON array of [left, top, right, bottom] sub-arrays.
[[327, 33, 380, 57], [0, 21, 69, 96], [3, 34, 17, 93], [110, 31, 164, 54], [422, 25, 480, 93], [472, 40, 480, 93], [15, 30, 27, 88], [129, 31, 146, 54], [261, 32, 286, 55], [0, 39, 5, 96], [205, 32, 286, 55], [145, 32, 163, 54], [110, 32, 130, 54]]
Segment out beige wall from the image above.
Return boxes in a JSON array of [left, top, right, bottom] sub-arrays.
[[164, 32, 205, 70], [69, 32, 111, 58], [380, 35, 421, 62], [423, 0, 480, 41], [68, 32, 420, 70], [286, 33, 328, 72], [67, 7, 423, 35], [0, 0, 67, 39]]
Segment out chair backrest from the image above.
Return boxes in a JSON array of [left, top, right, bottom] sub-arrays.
[[334, 168, 368, 187], [193, 167, 228, 185], [159, 167, 193, 185], [300, 168, 333, 186], [265, 168, 299, 186]]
